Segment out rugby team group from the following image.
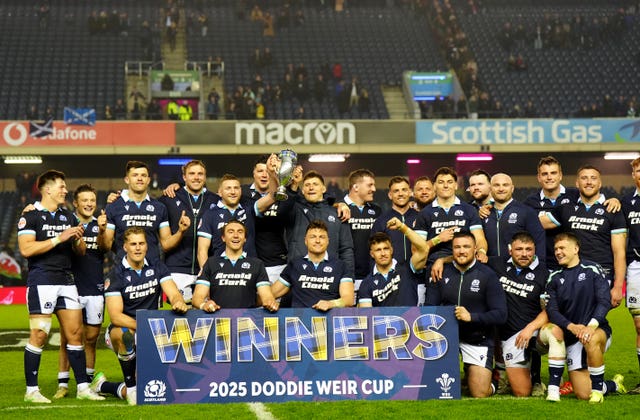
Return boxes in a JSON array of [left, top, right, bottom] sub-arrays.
[[16, 153, 640, 405]]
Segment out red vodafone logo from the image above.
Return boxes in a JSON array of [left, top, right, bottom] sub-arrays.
[[2, 122, 28, 146]]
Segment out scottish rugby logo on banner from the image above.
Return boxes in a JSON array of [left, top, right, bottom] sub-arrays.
[[136, 306, 461, 404]]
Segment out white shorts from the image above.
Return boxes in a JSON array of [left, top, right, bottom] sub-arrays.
[[460, 342, 493, 370], [171, 273, 197, 303], [566, 335, 612, 371], [79, 295, 105, 325], [501, 331, 537, 369], [27, 284, 82, 315], [626, 260, 640, 311], [265, 265, 286, 284]]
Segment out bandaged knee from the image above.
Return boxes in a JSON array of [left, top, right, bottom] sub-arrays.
[[30, 317, 52, 335], [539, 326, 566, 359]]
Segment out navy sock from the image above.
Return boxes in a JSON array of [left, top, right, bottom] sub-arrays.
[[118, 354, 136, 388], [530, 350, 542, 384], [589, 365, 605, 392], [67, 344, 89, 385], [548, 361, 565, 388], [100, 381, 125, 398], [58, 371, 70, 387], [24, 344, 43, 387]]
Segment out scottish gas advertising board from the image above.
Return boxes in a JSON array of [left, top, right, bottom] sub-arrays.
[[136, 306, 460, 404]]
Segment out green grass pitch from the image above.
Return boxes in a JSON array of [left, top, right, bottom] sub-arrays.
[[0, 304, 638, 419]]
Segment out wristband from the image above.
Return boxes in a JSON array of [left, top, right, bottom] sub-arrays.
[[331, 298, 345, 308], [587, 318, 599, 329], [431, 236, 441, 246], [50, 236, 61, 247], [199, 302, 206, 310], [477, 248, 487, 254]]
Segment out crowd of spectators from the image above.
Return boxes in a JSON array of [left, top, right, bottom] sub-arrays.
[[226, 56, 370, 119], [575, 94, 640, 118], [498, 10, 630, 52]]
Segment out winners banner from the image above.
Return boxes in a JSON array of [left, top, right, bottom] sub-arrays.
[[136, 306, 460, 404]]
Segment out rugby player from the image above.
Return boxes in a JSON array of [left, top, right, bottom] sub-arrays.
[[540, 232, 625, 403], [158, 160, 219, 303], [53, 185, 106, 399], [412, 176, 435, 211], [93, 227, 188, 405], [342, 169, 381, 296], [540, 165, 627, 307], [281, 171, 355, 279], [487, 232, 548, 397], [357, 217, 430, 307], [425, 232, 507, 398], [371, 176, 420, 265], [18, 170, 103, 403], [272, 220, 354, 310], [483, 173, 545, 263], [415, 167, 489, 268], [192, 219, 278, 311], [467, 169, 492, 209], [622, 157, 640, 394], [197, 173, 277, 268], [97, 160, 190, 264]]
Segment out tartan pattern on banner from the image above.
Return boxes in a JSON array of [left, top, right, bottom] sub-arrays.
[[372, 315, 411, 360], [237, 317, 279, 361], [412, 313, 449, 360], [215, 318, 232, 362], [148, 317, 213, 363], [333, 316, 368, 360], [285, 316, 327, 361]]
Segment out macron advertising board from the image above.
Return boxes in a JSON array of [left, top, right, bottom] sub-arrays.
[[136, 306, 460, 404]]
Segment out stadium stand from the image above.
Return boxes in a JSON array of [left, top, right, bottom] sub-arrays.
[[456, 0, 640, 118], [1, 1, 637, 120], [0, 0, 161, 120]]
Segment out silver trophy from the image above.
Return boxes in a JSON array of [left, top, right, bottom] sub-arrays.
[[275, 149, 298, 201]]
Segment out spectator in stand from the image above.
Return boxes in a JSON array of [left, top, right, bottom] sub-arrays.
[[359, 89, 370, 113], [206, 89, 220, 120], [262, 12, 275, 37], [258, 48, 270, 67], [347, 77, 360, 110], [44, 106, 55, 120], [294, 74, 309, 103], [250, 4, 263, 21], [113, 99, 126, 120], [249, 48, 262, 69], [26, 105, 39, 120], [146, 100, 162, 120], [314, 73, 328, 103], [103, 105, 114, 121], [524, 100, 538, 118], [198, 12, 208, 37], [332, 62, 343, 81]]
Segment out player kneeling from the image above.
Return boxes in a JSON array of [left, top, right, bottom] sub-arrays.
[[92, 227, 188, 405], [538, 233, 626, 403]]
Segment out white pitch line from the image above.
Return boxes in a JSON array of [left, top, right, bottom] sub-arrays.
[[402, 385, 428, 388], [247, 402, 277, 420], [2, 403, 125, 411]]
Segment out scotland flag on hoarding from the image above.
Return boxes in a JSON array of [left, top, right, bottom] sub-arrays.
[[64, 107, 96, 126], [29, 118, 54, 137]]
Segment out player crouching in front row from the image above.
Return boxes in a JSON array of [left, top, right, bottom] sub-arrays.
[[92, 227, 188, 405], [538, 232, 625, 403]]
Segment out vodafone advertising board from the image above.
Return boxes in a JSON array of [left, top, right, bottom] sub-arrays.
[[0, 121, 175, 147]]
